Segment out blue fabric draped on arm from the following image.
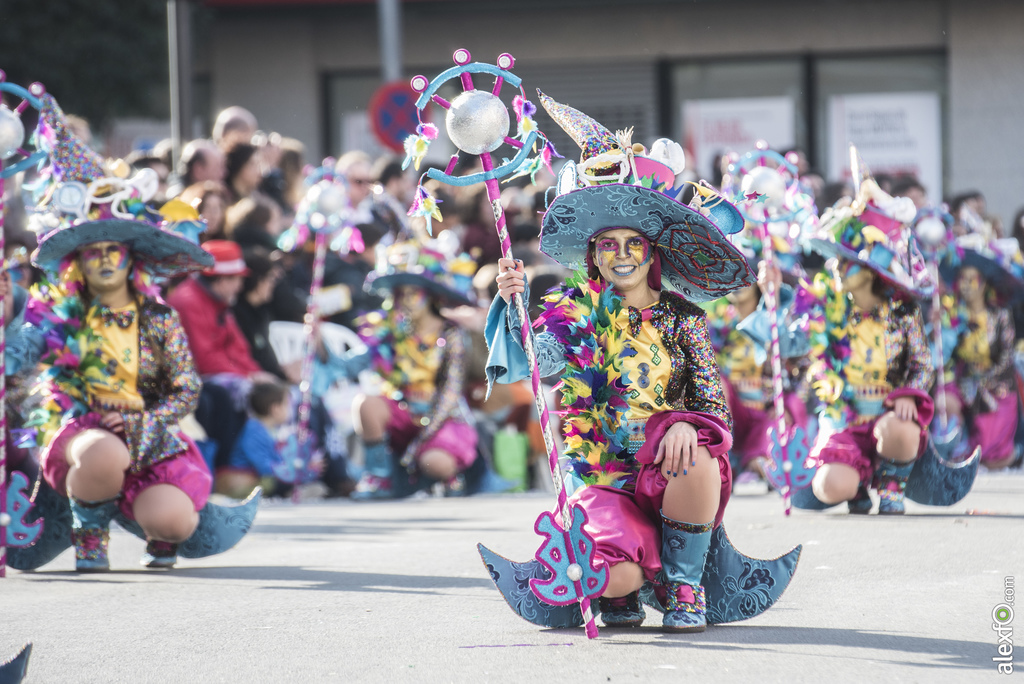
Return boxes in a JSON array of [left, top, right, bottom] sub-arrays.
[[735, 284, 809, 364], [484, 291, 566, 399]]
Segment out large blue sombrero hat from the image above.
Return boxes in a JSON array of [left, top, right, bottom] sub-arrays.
[[28, 93, 212, 278], [807, 149, 933, 300], [541, 184, 752, 302], [365, 240, 476, 307], [938, 236, 1024, 305], [537, 92, 752, 303]]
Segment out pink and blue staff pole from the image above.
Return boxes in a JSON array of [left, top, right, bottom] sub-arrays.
[[406, 50, 605, 638], [283, 160, 352, 501], [0, 75, 49, 577], [727, 146, 813, 514]]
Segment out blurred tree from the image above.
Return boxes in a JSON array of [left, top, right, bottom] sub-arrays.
[[0, 0, 168, 128]]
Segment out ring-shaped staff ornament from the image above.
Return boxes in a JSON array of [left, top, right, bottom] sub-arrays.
[[0, 75, 47, 176], [724, 146, 805, 224], [404, 50, 558, 205], [277, 159, 361, 255]]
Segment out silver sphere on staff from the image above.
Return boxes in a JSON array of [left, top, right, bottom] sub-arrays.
[[0, 105, 25, 160], [445, 90, 510, 155], [740, 165, 788, 211]]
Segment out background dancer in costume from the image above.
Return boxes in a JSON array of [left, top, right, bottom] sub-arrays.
[[937, 240, 1023, 469], [487, 93, 758, 632], [320, 241, 479, 499], [11, 94, 239, 571], [791, 158, 936, 515]]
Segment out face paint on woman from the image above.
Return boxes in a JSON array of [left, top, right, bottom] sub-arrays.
[[79, 241, 132, 294], [81, 243, 130, 271], [593, 235, 652, 268]]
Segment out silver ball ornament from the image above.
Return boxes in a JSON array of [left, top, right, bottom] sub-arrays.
[[566, 563, 583, 582], [741, 166, 787, 210], [915, 216, 947, 246], [0, 512, 11, 526], [445, 90, 509, 155], [313, 181, 348, 216], [782, 460, 793, 473], [0, 105, 25, 161]]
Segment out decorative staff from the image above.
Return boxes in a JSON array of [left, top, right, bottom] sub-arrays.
[[0, 74, 48, 578], [723, 144, 817, 514], [277, 160, 356, 499], [403, 50, 606, 638]]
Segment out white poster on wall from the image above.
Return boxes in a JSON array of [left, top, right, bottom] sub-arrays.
[[682, 97, 795, 179], [827, 92, 941, 202]]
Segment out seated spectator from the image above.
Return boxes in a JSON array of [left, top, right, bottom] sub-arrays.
[[125, 148, 171, 204], [213, 106, 258, 149], [233, 246, 301, 383], [215, 380, 292, 499], [168, 240, 268, 379], [168, 240, 268, 467], [176, 139, 226, 193], [180, 181, 229, 241], [261, 136, 306, 214], [224, 141, 264, 206], [225, 196, 283, 250]]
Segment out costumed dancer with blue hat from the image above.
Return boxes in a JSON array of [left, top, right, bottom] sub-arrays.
[[784, 151, 937, 515], [485, 94, 799, 632], [319, 240, 480, 498], [6, 94, 258, 572], [936, 235, 1024, 469]]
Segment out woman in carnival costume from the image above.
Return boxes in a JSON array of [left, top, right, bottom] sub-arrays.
[[321, 240, 480, 498], [789, 155, 937, 515], [486, 93, 794, 633], [8, 94, 256, 571], [937, 237, 1024, 469]]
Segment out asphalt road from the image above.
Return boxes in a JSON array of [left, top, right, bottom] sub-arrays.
[[3, 471, 1022, 683]]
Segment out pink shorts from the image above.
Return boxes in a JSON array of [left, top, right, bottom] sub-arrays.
[[569, 410, 733, 582], [385, 398, 478, 471], [725, 381, 809, 469], [812, 389, 933, 485], [41, 413, 212, 520], [943, 381, 1019, 463]]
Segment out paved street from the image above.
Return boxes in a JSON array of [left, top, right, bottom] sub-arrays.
[[3, 471, 1022, 683]]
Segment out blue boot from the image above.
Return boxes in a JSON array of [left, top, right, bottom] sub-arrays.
[[69, 497, 119, 572], [352, 442, 394, 500], [660, 513, 713, 633], [598, 590, 645, 628], [876, 458, 915, 515]]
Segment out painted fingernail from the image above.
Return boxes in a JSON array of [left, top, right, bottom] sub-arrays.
[[672, 471, 677, 477], [682, 469, 687, 476]]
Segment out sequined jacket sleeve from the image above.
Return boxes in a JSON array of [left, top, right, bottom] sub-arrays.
[[983, 308, 1016, 386], [121, 303, 202, 472], [659, 294, 733, 431], [400, 326, 468, 466], [888, 303, 933, 394]]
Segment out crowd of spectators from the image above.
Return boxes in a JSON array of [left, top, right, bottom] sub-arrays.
[[7, 102, 1024, 499]]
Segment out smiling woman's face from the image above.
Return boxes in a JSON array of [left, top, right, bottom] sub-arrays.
[[591, 228, 653, 293], [79, 241, 132, 295]]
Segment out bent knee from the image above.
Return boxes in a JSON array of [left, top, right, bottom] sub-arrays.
[[67, 430, 131, 473], [812, 465, 859, 504]]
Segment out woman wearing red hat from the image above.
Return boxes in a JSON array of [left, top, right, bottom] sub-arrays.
[[7, 94, 258, 573]]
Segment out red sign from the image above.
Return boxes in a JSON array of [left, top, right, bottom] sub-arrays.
[[368, 81, 423, 154]]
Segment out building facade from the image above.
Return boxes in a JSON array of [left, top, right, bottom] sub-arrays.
[[197, 0, 1024, 225]]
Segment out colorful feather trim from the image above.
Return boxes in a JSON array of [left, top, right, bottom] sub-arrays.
[[20, 279, 114, 447], [536, 274, 636, 490]]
